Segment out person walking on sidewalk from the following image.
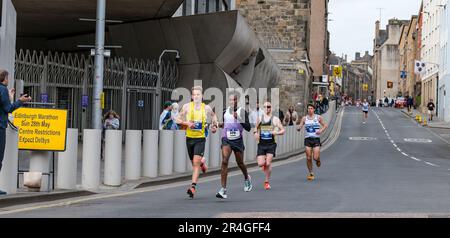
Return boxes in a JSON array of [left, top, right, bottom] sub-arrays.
[[297, 104, 328, 181], [427, 99, 436, 121], [176, 86, 218, 199], [254, 101, 285, 190], [362, 99, 369, 124], [0, 69, 32, 195], [216, 94, 252, 199]]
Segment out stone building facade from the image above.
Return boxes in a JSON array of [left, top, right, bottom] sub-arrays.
[[236, 0, 329, 115], [373, 19, 409, 101]]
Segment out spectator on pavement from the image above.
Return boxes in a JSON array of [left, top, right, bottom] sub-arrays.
[[159, 101, 177, 130], [285, 105, 299, 126], [0, 69, 32, 195], [427, 99, 436, 121]]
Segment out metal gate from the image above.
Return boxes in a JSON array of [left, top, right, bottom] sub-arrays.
[[15, 49, 178, 132]]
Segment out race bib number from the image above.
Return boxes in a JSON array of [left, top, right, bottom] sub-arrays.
[[305, 125, 316, 133], [193, 121, 202, 130], [261, 130, 273, 140], [226, 129, 241, 140]]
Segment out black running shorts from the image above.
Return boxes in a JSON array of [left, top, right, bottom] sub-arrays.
[[305, 137, 321, 148], [257, 143, 277, 157], [186, 138, 206, 160], [221, 137, 245, 153]]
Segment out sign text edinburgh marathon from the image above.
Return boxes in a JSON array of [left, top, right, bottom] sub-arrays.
[[13, 108, 68, 151]]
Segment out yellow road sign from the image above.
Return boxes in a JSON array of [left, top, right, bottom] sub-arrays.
[[363, 83, 369, 91], [333, 66, 342, 78], [13, 108, 68, 151]]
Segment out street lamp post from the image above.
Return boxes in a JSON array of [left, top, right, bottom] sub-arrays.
[[154, 50, 180, 129], [92, 0, 106, 130]]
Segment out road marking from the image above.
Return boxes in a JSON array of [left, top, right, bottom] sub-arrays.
[[393, 144, 397, 147], [410, 157, 421, 161], [401, 152, 408, 157], [397, 148, 401, 152], [349, 137, 377, 141], [425, 162, 438, 167], [404, 138, 432, 143], [390, 140, 394, 143]]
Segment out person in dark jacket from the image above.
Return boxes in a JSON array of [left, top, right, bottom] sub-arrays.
[[0, 69, 32, 195]]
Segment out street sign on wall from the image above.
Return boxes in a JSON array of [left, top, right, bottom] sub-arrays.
[[333, 66, 342, 78], [13, 108, 68, 151], [387, 81, 393, 89], [363, 83, 368, 91]]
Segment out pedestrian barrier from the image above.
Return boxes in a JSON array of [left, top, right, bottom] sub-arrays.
[[173, 130, 187, 173], [143, 130, 159, 177], [82, 129, 101, 190], [57, 128, 78, 189], [158, 130, 174, 176], [209, 130, 221, 169], [0, 128, 19, 194], [125, 130, 142, 180], [104, 130, 122, 186]]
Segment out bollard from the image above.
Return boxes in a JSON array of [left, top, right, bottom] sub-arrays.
[[173, 130, 187, 173], [29, 151, 52, 192], [125, 130, 142, 180], [159, 130, 174, 176], [57, 128, 78, 189], [243, 130, 250, 163], [209, 129, 221, 169], [82, 129, 101, 190], [104, 130, 122, 186], [422, 118, 427, 126], [203, 134, 211, 166], [0, 127, 19, 194], [248, 131, 257, 162], [142, 130, 159, 178]]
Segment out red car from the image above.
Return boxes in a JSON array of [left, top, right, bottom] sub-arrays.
[[395, 97, 407, 108]]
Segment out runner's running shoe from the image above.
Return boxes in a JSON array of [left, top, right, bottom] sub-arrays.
[[216, 187, 227, 199], [187, 187, 196, 198], [244, 175, 253, 192], [264, 181, 271, 190]]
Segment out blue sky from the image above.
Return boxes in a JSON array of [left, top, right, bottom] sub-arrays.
[[329, 0, 422, 61]]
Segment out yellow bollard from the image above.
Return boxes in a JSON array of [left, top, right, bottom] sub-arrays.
[[418, 115, 422, 123], [415, 115, 419, 121], [422, 118, 427, 126]]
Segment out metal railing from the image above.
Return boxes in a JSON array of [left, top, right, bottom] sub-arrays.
[[15, 50, 178, 132]]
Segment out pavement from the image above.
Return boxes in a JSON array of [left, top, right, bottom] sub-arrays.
[[0, 107, 343, 209], [400, 107, 450, 129], [4, 106, 450, 217]]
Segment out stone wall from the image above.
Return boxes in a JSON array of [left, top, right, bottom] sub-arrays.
[[236, 0, 311, 115]]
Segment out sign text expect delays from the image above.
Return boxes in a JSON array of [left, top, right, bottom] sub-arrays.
[[12, 108, 68, 151]]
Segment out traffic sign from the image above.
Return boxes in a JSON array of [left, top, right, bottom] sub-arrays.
[[138, 100, 144, 108], [13, 108, 68, 151]]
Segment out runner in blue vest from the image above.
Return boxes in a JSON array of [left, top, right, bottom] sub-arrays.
[[297, 104, 328, 181]]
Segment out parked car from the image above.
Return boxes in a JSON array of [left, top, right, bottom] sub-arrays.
[[395, 97, 407, 108]]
